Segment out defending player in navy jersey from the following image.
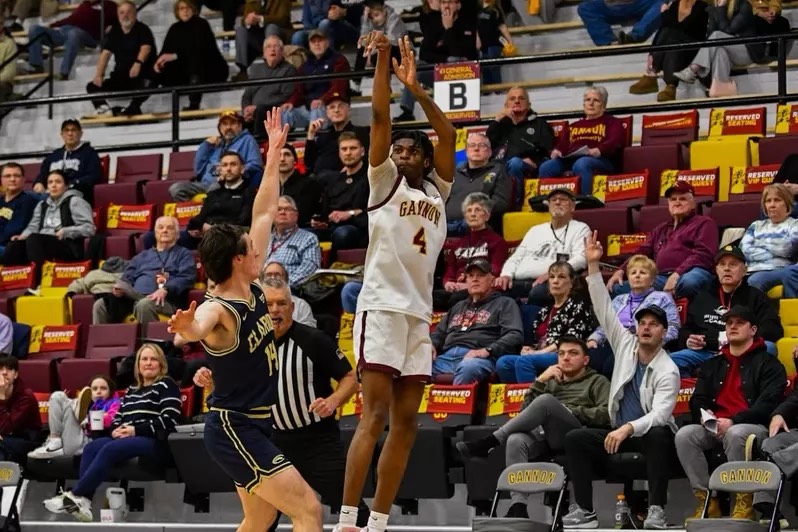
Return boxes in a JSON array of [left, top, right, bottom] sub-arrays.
[[336, 33, 456, 532], [168, 108, 322, 532]]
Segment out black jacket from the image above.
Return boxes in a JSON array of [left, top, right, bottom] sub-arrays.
[[188, 183, 254, 230], [486, 112, 556, 165], [280, 170, 321, 227], [689, 337, 787, 426], [677, 278, 783, 352], [774, 381, 798, 426], [304, 122, 370, 175]]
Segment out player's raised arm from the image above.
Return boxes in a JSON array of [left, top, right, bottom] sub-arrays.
[[168, 300, 221, 343], [365, 31, 393, 167], [250, 107, 289, 262], [393, 36, 456, 182]]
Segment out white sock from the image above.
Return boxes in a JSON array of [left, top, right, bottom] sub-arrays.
[[338, 505, 358, 527], [367, 511, 389, 532]]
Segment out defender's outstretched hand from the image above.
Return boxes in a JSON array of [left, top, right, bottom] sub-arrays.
[[584, 230, 603, 264], [264, 107, 289, 154], [392, 36, 418, 89], [168, 300, 197, 335], [363, 30, 391, 57]]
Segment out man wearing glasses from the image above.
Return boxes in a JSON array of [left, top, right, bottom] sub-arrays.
[[266, 196, 321, 290]]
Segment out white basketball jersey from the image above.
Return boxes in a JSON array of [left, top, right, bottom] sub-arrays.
[[357, 158, 451, 323]]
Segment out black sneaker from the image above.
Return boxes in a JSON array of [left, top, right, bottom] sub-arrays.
[[745, 433, 770, 462], [8, 21, 24, 34], [392, 110, 415, 123], [504, 502, 529, 518], [618, 31, 642, 45], [455, 435, 498, 460]]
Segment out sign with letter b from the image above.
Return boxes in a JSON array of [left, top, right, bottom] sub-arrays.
[[433, 62, 481, 123]]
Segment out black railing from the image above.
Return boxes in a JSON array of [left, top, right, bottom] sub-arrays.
[[0, 30, 55, 120], [0, 31, 796, 160]]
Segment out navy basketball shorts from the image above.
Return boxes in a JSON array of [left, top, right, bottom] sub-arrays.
[[204, 409, 293, 493]]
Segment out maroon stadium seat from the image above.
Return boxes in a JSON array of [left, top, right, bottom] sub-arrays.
[[758, 136, 798, 166], [104, 235, 134, 260], [167, 151, 197, 182], [337, 249, 367, 265], [19, 359, 56, 392], [705, 201, 761, 230], [636, 205, 672, 233], [144, 180, 176, 208], [58, 358, 114, 392], [115, 154, 163, 184], [85, 323, 139, 360], [144, 321, 174, 342], [71, 294, 94, 356], [94, 183, 141, 209], [573, 207, 631, 248], [622, 145, 682, 205]]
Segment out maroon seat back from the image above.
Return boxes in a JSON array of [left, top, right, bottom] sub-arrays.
[[85, 323, 139, 359], [115, 154, 163, 184]]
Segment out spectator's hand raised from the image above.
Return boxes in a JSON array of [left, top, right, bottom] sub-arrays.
[[307, 118, 325, 139], [310, 99, 323, 110], [584, 230, 603, 264], [264, 107, 289, 155], [243, 105, 256, 122], [392, 36, 419, 90], [244, 12, 259, 26], [363, 30, 391, 57]]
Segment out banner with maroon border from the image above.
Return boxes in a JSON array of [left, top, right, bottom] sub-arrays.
[[418, 384, 477, 422], [592, 172, 648, 204], [29, 324, 79, 353], [34, 392, 50, 424], [775, 104, 798, 134], [673, 378, 696, 416], [659, 168, 719, 200], [0, 263, 35, 291], [607, 234, 647, 257], [549, 120, 568, 141], [642, 110, 698, 131], [106, 204, 155, 231], [163, 201, 203, 228], [618, 116, 633, 147], [487, 383, 530, 417], [709, 107, 767, 137], [41, 260, 91, 288], [730, 165, 780, 196], [339, 386, 363, 417]]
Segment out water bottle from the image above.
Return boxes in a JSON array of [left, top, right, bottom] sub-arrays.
[[614, 494, 630, 529], [222, 38, 231, 56]]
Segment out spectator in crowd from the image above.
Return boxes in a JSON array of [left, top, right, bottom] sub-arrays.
[[431, 259, 523, 384], [0, 16, 16, 106], [318, 0, 364, 49], [0, 313, 11, 355], [395, 0, 479, 122], [676, 0, 790, 97], [310, 132, 369, 251], [154, 0, 229, 112], [291, 0, 331, 47], [194, 0, 242, 32], [486, 88, 556, 204], [772, 153, 798, 217], [175, 151, 255, 250], [538, 87, 625, 196], [588, 254, 680, 378], [0, 163, 38, 256], [35, 119, 102, 204], [340, 279, 361, 315], [66, 256, 127, 297], [3, 171, 95, 283], [267, 196, 322, 290], [446, 134, 511, 235], [477, 0, 513, 85], [86, 1, 155, 117], [44, 344, 181, 522], [232, 0, 293, 81], [740, 184, 798, 293], [93, 216, 196, 326], [437, 193, 508, 310], [261, 261, 317, 327], [456, 335, 610, 518], [676, 305, 785, 522], [607, 181, 717, 298], [0, 355, 41, 462], [669, 245, 783, 376], [304, 92, 369, 175], [628, 0, 709, 101], [23, 0, 119, 80], [353, 0, 406, 93], [564, 233, 680, 530], [5, 0, 58, 33], [285, 28, 350, 129], [29, 375, 121, 459], [277, 145, 320, 227], [241, 36, 297, 138], [578, 0, 663, 46], [496, 261, 596, 383], [496, 188, 591, 304], [170, 111, 263, 202]]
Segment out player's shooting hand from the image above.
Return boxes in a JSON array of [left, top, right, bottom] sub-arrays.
[[264, 107, 289, 155], [309, 397, 338, 418], [168, 300, 197, 334], [193, 367, 213, 388], [392, 36, 419, 91], [363, 30, 391, 57]]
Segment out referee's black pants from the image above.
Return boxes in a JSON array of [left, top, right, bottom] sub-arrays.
[[268, 426, 369, 530]]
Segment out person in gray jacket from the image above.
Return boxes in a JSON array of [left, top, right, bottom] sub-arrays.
[[2, 170, 95, 285], [456, 335, 610, 518], [563, 231, 680, 530], [66, 257, 128, 296], [241, 36, 298, 139], [431, 259, 523, 385]]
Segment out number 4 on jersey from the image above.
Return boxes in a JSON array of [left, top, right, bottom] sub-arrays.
[[413, 228, 427, 255]]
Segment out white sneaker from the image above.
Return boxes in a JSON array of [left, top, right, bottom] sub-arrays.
[[43, 491, 67, 514], [332, 526, 365, 532], [62, 491, 93, 522], [28, 438, 64, 459]]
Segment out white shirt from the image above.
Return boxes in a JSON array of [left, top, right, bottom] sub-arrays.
[[500, 220, 591, 280]]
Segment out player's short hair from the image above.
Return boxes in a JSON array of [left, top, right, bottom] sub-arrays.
[[391, 130, 435, 176], [198, 224, 248, 284]]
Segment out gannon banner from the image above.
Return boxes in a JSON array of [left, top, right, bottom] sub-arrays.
[[730, 165, 780, 196], [709, 107, 767, 137], [642, 110, 698, 131], [163, 201, 203, 227], [673, 378, 697, 416], [29, 324, 79, 353], [0, 263, 35, 291], [418, 384, 477, 422], [487, 383, 530, 417], [592, 172, 647, 204], [659, 168, 719, 199], [40, 260, 91, 288], [106, 204, 154, 231], [607, 233, 647, 257]]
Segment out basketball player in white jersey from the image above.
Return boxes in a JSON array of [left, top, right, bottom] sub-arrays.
[[335, 33, 456, 532]]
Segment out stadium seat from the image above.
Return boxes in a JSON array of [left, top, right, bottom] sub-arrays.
[[57, 358, 114, 391], [705, 201, 761, 232], [71, 294, 94, 354], [26, 325, 79, 361], [21, 163, 39, 186], [104, 234, 134, 260], [460, 424, 507, 513], [168, 427, 236, 495], [691, 139, 758, 202], [94, 183, 141, 209], [85, 323, 139, 359], [636, 205, 671, 233], [502, 212, 551, 242], [337, 248, 367, 265], [115, 154, 163, 184], [621, 146, 681, 205], [776, 337, 797, 378], [167, 151, 197, 181], [15, 295, 70, 326], [144, 321, 174, 342], [573, 207, 631, 248], [757, 135, 798, 165], [18, 359, 56, 392], [11, 322, 30, 359], [144, 180, 177, 209]]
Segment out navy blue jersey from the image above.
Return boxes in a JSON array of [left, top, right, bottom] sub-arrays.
[[201, 282, 279, 416]]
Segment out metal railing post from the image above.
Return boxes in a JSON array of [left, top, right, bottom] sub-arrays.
[[99, 0, 106, 45], [171, 90, 180, 152], [46, 33, 54, 119], [777, 37, 787, 103]]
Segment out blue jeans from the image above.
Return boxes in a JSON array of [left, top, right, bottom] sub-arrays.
[[28, 25, 97, 76], [782, 264, 798, 298], [0, 436, 35, 462], [496, 353, 558, 383], [506, 157, 535, 209], [537, 156, 615, 196], [747, 270, 787, 294], [577, 0, 664, 46], [432, 347, 496, 385], [671, 342, 777, 377], [317, 18, 360, 48], [612, 267, 713, 299], [283, 105, 326, 130], [481, 45, 504, 86], [341, 281, 362, 313], [73, 436, 165, 497], [331, 224, 364, 250]]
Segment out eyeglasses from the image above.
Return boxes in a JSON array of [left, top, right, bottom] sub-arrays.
[[467, 143, 490, 149], [277, 207, 297, 213]]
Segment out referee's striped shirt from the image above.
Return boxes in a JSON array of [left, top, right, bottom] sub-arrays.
[[272, 322, 353, 432]]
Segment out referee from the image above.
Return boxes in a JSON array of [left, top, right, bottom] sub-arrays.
[[194, 278, 369, 529]]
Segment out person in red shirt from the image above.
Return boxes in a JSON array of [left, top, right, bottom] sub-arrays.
[[675, 305, 786, 522], [0, 355, 42, 463], [537, 86, 625, 197]]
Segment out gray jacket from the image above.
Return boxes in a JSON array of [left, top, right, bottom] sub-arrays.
[[22, 189, 95, 239], [446, 161, 512, 221], [242, 58, 297, 109]]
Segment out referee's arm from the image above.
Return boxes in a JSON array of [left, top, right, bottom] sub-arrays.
[[308, 331, 358, 417]]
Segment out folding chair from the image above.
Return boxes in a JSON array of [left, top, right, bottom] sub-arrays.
[[472, 462, 567, 532], [0, 461, 24, 532], [687, 461, 785, 532]]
